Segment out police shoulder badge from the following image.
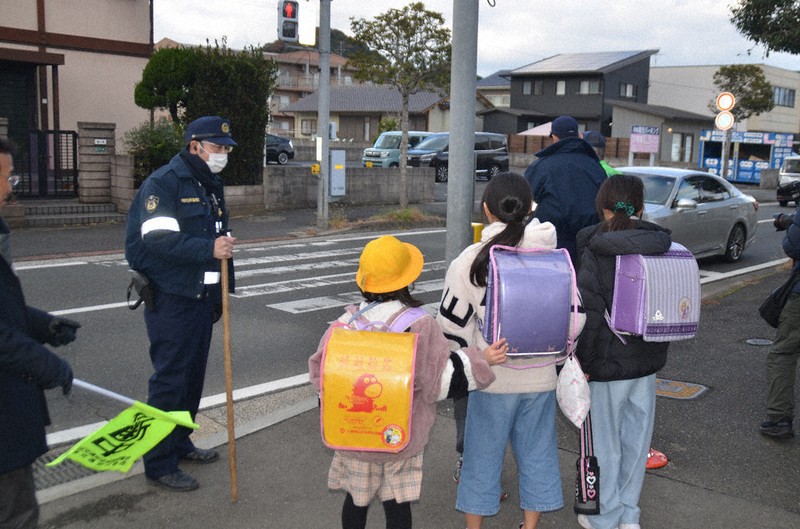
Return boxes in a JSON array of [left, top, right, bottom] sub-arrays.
[[145, 195, 159, 213]]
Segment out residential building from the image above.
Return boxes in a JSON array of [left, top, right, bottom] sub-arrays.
[[649, 64, 800, 135], [477, 70, 511, 108], [265, 49, 358, 135], [481, 50, 658, 136], [1, 0, 153, 144], [281, 85, 442, 142]]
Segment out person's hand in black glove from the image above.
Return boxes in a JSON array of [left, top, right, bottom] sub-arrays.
[[47, 316, 81, 346], [774, 213, 795, 232], [57, 362, 74, 396], [43, 358, 74, 396]]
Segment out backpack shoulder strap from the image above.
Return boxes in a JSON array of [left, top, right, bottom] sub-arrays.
[[387, 307, 428, 333]]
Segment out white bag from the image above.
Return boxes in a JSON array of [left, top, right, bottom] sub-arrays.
[[556, 354, 590, 428]]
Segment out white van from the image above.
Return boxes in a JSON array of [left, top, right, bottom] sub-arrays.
[[779, 156, 800, 186], [777, 155, 800, 207]]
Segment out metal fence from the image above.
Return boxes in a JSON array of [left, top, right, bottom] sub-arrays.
[[14, 130, 78, 198]]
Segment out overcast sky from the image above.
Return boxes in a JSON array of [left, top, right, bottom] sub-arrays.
[[154, 0, 798, 77]]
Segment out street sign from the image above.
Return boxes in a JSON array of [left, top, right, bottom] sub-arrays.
[[630, 125, 660, 154], [715, 111, 734, 131], [716, 92, 736, 112]]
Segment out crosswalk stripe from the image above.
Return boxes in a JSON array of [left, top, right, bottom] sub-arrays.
[[267, 278, 445, 313]]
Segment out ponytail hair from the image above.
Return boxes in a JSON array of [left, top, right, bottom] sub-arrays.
[[595, 173, 644, 233], [469, 172, 532, 287]]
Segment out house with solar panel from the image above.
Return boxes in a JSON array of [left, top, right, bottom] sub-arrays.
[[480, 50, 659, 137]]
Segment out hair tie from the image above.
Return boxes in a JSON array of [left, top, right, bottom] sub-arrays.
[[612, 201, 635, 217]]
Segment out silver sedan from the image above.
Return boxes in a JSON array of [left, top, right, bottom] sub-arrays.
[[619, 167, 758, 262]]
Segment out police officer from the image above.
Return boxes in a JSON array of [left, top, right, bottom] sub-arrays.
[[125, 116, 237, 491]]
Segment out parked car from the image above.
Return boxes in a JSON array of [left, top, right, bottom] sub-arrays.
[[406, 132, 509, 182], [777, 155, 800, 207], [619, 166, 758, 263], [362, 131, 432, 168], [266, 134, 294, 165]]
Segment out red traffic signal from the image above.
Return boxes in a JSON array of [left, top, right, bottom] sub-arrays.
[[278, 0, 299, 43], [282, 1, 298, 21]]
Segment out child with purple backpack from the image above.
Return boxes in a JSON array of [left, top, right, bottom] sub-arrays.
[[436, 172, 585, 529], [574, 174, 673, 529]]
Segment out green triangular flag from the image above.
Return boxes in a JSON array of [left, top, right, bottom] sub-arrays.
[[47, 401, 198, 473]]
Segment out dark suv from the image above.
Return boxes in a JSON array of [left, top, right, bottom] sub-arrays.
[[266, 134, 294, 165], [406, 132, 509, 182]]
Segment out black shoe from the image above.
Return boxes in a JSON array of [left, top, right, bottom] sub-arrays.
[[180, 447, 219, 464], [147, 470, 199, 492], [759, 417, 794, 438]]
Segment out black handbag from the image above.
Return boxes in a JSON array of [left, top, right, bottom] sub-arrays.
[[574, 412, 600, 515], [759, 270, 800, 328]]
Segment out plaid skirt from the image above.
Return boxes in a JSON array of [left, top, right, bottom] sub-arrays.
[[327, 452, 424, 506]]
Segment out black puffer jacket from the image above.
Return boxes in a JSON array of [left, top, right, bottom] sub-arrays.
[[575, 221, 672, 382]]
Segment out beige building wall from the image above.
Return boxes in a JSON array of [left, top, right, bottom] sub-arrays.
[[46, 0, 150, 42], [56, 51, 150, 143], [1, 0, 152, 148], [649, 64, 800, 135]]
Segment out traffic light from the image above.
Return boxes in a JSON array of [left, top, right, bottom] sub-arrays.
[[278, 0, 299, 43]]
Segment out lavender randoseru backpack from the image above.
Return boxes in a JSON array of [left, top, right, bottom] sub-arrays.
[[609, 242, 700, 342], [482, 246, 576, 356]]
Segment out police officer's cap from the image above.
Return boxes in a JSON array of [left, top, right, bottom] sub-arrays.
[[185, 116, 238, 146]]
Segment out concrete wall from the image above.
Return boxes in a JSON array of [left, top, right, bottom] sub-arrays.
[[263, 166, 434, 211], [112, 158, 435, 214]]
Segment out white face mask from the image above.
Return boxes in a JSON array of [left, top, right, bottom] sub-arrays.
[[205, 152, 228, 173]]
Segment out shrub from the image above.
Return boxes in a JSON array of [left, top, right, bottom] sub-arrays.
[[123, 119, 185, 187]]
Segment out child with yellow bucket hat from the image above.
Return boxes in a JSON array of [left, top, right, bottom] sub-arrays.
[[309, 235, 508, 529]]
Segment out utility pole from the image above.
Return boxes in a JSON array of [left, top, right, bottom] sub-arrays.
[[316, 0, 331, 229], [445, 0, 479, 265]]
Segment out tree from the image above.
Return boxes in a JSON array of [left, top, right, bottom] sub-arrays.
[[186, 40, 278, 185], [711, 64, 774, 121], [349, 2, 451, 208], [731, 1, 800, 55], [133, 40, 277, 186], [134, 47, 199, 122]]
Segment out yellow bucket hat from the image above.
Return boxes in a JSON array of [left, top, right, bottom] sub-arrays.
[[356, 236, 424, 294]]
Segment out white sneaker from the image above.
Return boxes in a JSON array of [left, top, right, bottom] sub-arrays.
[[577, 514, 594, 529], [619, 525, 640, 529]]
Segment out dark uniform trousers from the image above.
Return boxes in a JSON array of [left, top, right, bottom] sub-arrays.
[[142, 289, 215, 479], [0, 465, 38, 529]]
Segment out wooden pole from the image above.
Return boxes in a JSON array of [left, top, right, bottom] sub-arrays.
[[220, 257, 238, 502]]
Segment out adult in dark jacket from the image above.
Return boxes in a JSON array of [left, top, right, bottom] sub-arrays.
[[524, 116, 606, 263], [574, 174, 672, 529], [125, 116, 236, 492], [0, 138, 76, 529], [760, 208, 800, 438]]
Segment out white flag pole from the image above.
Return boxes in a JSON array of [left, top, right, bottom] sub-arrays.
[[73, 378, 136, 407]]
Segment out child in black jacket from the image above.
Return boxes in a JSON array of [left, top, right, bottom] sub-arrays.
[[574, 174, 672, 529]]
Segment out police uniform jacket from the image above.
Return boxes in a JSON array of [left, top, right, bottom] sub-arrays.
[[125, 150, 233, 302], [575, 220, 672, 382], [524, 137, 607, 261], [0, 218, 71, 474]]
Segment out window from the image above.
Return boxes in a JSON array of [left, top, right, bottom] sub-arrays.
[[533, 80, 543, 95], [773, 86, 796, 108], [523, 81, 532, 95], [556, 80, 566, 96], [619, 83, 637, 98], [300, 119, 317, 135], [579, 80, 602, 94]]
